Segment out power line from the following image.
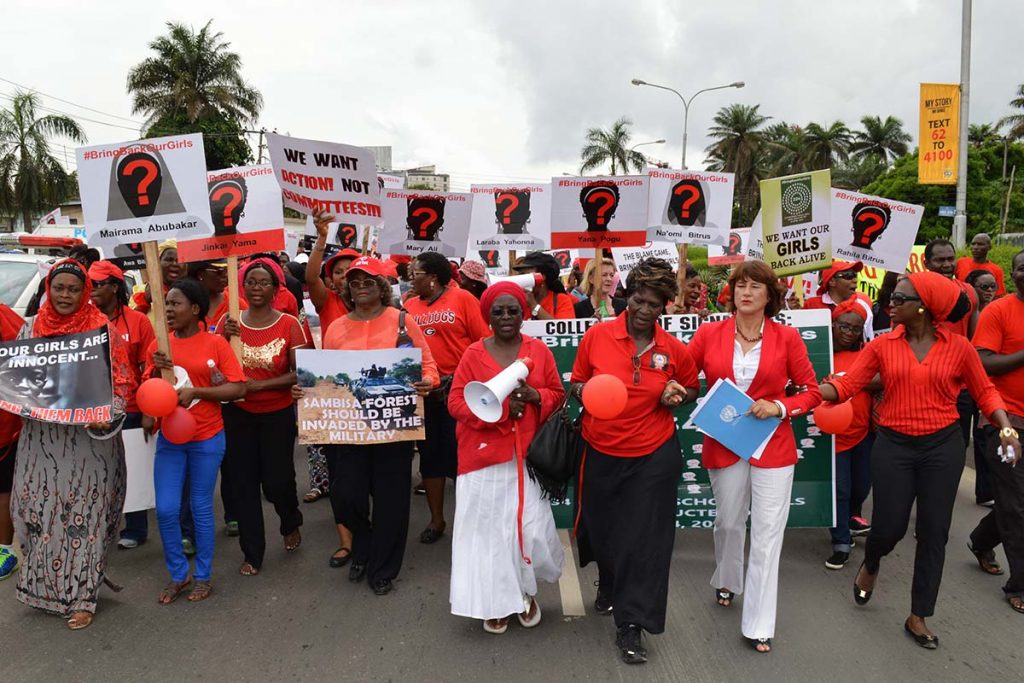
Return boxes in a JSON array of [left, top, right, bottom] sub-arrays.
[[0, 75, 142, 124], [0, 92, 141, 132]]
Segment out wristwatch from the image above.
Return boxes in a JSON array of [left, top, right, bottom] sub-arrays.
[[1001, 427, 1020, 440], [532, 304, 541, 316]]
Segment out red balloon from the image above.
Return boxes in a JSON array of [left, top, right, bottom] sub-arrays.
[[582, 374, 628, 420], [137, 378, 178, 418], [814, 400, 854, 435], [161, 407, 197, 445]]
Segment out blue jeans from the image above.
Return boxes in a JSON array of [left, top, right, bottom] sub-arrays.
[[830, 434, 874, 552], [154, 431, 226, 582]]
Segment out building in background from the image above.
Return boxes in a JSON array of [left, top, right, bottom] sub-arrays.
[[402, 165, 450, 192], [366, 146, 393, 173]]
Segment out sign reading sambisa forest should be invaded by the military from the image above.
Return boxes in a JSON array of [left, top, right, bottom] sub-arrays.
[[522, 309, 835, 529]]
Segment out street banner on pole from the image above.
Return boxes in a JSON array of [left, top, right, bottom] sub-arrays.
[[468, 183, 551, 252], [759, 169, 832, 276], [918, 83, 960, 185], [831, 189, 923, 273], [550, 175, 649, 249], [379, 189, 473, 257], [646, 169, 734, 246]]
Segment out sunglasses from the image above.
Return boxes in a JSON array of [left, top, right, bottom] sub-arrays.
[[976, 283, 997, 291], [832, 271, 858, 281], [631, 354, 642, 386], [889, 293, 922, 306], [348, 278, 379, 290]]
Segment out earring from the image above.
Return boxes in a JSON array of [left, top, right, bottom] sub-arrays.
[[917, 307, 925, 315]]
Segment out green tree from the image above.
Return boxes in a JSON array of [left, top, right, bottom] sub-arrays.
[[145, 110, 253, 170], [579, 117, 647, 175], [760, 122, 809, 176], [389, 357, 423, 385], [1000, 83, 1024, 141], [968, 123, 1001, 148], [832, 154, 889, 191], [704, 103, 770, 225], [850, 115, 911, 164], [0, 91, 86, 231], [803, 120, 852, 169]]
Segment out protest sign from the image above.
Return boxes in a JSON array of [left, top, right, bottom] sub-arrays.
[[759, 169, 832, 276], [646, 169, 734, 245], [296, 348, 425, 445], [378, 189, 473, 257], [122, 428, 157, 513], [746, 211, 764, 261], [76, 133, 214, 247], [0, 326, 113, 425], [37, 207, 70, 227], [550, 175, 649, 249], [856, 245, 926, 300], [830, 189, 922, 273], [784, 271, 818, 301], [611, 241, 679, 277], [266, 133, 381, 224], [177, 165, 285, 261], [547, 249, 578, 276], [708, 228, 750, 265], [919, 83, 960, 185], [479, 248, 509, 278], [467, 183, 551, 252], [523, 309, 835, 529], [378, 173, 405, 191], [302, 215, 372, 251]]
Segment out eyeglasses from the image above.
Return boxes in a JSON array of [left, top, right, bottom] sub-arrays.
[[410, 270, 429, 279], [889, 293, 922, 306], [244, 279, 275, 289], [348, 278, 379, 290], [976, 283, 997, 291], [834, 322, 864, 335], [833, 271, 858, 281]]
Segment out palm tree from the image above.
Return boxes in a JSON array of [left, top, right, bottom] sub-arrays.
[[760, 122, 810, 176], [968, 123, 1001, 147], [126, 20, 263, 129], [0, 91, 86, 231], [1000, 83, 1024, 140], [579, 117, 647, 175], [850, 115, 911, 164], [704, 104, 770, 223], [803, 120, 852, 169]]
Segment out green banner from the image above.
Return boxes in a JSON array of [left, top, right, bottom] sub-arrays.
[[522, 309, 835, 529], [759, 169, 833, 276]]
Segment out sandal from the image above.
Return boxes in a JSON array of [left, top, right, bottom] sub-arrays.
[[483, 617, 509, 634], [284, 529, 302, 553], [67, 611, 93, 630], [716, 588, 734, 607], [967, 542, 1004, 575], [1008, 596, 1024, 614], [303, 489, 323, 503], [187, 580, 213, 602], [419, 525, 445, 544], [158, 578, 192, 605], [239, 562, 260, 576], [745, 637, 772, 653]]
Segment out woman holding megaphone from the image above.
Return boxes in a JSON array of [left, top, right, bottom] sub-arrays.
[[569, 257, 699, 665], [448, 281, 565, 634]]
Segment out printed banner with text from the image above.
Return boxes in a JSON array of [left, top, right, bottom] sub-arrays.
[[646, 169, 734, 245], [379, 189, 473, 258], [918, 83, 960, 185], [550, 175, 649, 249], [296, 348, 425, 445], [0, 326, 113, 425], [468, 183, 552, 252], [611, 241, 679, 278], [831, 189, 923, 273], [759, 169, 832, 276]]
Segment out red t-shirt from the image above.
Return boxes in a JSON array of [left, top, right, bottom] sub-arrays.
[[833, 349, 872, 452], [570, 312, 699, 457], [404, 287, 489, 376], [145, 332, 246, 442], [540, 291, 576, 320], [316, 290, 348, 340], [973, 295, 1024, 417], [219, 313, 307, 413], [0, 304, 25, 448], [205, 298, 247, 334], [956, 257, 1006, 296], [109, 307, 157, 413]]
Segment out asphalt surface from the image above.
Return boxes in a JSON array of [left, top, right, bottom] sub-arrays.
[[2, 450, 1021, 683]]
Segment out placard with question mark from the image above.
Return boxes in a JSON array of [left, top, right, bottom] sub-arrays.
[[378, 188, 473, 258], [75, 133, 214, 248], [549, 174, 650, 249], [466, 183, 551, 252], [176, 165, 286, 262], [830, 188, 923, 273], [646, 168, 734, 246]]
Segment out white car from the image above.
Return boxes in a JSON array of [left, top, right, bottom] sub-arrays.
[[0, 252, 46, 317]]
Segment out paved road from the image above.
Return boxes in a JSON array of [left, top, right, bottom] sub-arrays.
[[2, 452, 1021, 682]]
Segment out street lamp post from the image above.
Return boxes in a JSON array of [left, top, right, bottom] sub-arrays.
[[631, 79, 745, 170], [630, 139, 666, 169]]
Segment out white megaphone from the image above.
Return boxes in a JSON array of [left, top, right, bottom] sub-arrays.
[[464, 357, 535, 423], [488, 272, 544, 291]]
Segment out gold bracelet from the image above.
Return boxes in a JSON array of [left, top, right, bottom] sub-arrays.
[[1000, 427, 1019, 440]]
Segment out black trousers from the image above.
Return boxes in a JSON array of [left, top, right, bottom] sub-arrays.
[[576, 435, 682, 634], [958, 390, 993, 503], [223, 404, 303, 569], [865, 424, 964, 617], [417, 395, 458, 479], [970, 425, 1024, 597], [327, 441, 414, 583]]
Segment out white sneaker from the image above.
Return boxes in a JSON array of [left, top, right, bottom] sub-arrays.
[[117, 538, 139, 550]]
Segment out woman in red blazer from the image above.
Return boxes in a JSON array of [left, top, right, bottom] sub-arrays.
[[687, 261, 822, 653]]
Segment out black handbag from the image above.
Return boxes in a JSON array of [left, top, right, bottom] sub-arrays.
[[526, 394, 582, 500]]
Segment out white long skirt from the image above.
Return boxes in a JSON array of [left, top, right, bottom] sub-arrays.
[[450, 458, 564, 620]]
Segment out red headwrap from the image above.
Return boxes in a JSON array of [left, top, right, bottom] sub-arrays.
[[33, 259, 109, 337], [241, 257, 299, 317], [480, 281, 530, 321], [907, 271, 962, 322], [88, 260, 125, 283], [817, 261, 863, 296], [831, 297, 868, 321]]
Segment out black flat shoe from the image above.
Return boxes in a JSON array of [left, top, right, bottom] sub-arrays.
[[371, 579, 393, 595], [594, 583, 613, 615], [745, 637, 772, 653], [904, 620, 938, 649], [615, 624, 647, 664], [329, 547, 351, 568], [419, 526, 445, 544], [716, 588, 735, 607], [349, 562, 367, 582], [853, 563, 875, 606]]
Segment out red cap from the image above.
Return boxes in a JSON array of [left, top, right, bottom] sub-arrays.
[[389, 254, 412, 265], [323, 248, 362, 277], [88, 260, 125, 282], [346, 256, 388, 278]]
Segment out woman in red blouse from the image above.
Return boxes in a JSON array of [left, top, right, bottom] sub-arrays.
[[820, 271, 1020, 649], [221, 259, 310, 576], [447, 282, 565, 634], [570, 258, 700, 665]]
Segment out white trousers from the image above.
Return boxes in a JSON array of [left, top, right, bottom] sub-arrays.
[[708, 460, 794, 639]]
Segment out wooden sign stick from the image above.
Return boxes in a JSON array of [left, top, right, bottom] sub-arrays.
[[226, 256, 242, 359], [142, 241, 174, 383]]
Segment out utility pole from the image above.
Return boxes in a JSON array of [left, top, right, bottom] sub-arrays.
[[257, 128, 267, 164], [1002, 165, 1016, 234], [952, 0, 972, 248]]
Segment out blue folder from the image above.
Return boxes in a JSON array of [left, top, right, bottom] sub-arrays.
[[688, 378, 781, 461]]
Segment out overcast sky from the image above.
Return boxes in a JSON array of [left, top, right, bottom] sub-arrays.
[[4, 0, 1021, 190]]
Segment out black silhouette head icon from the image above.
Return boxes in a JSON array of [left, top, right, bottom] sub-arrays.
[[667, 179, 707, 227], [406, 196, 446, 240], [333, 223, 359, 248], [725, 231, 743, 256], [479, 250, 501, 268], [579, 182, 620, 232], [116, 152, 163, 218], [851, 202, 892, 249], [208, 176, 248, 237], [493, 190, 532, 234]]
